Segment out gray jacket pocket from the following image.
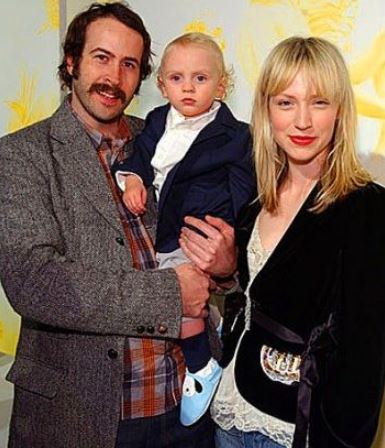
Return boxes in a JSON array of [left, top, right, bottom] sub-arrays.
[[6, 356, 65, 398]]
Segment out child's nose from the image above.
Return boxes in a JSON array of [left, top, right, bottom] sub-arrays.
[[182, 79, 194, 92]]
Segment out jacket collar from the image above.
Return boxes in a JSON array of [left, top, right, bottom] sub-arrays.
[[49, 99, 124, 232], [143, 101, 240, 143], [237, 185, 320, 288]]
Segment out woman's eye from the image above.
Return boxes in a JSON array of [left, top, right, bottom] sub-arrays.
[[314, 99, 330, 107], [277, 100, 292, 108]]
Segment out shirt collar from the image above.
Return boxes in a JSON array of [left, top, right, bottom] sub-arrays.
[[67, 96, 131, 149], [166, 100, 221, 131]]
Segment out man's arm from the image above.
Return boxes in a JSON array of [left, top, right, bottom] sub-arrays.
[[0, 131, 208, 339], [179, 215, 237, 278]]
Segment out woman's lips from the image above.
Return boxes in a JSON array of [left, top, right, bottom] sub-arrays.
[[289, 135, 317, 146]]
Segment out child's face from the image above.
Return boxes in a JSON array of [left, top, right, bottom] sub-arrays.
[[159, 44, 225, 118]]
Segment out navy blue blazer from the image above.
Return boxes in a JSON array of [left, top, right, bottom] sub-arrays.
[[116, 102, 256, 253]]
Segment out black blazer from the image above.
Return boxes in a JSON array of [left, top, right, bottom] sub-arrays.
[[223, 182, 385, 447], [114, 102, 256, 252]]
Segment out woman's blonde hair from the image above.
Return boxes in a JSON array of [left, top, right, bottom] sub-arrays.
[[252, 36, 371, 212], [157, 32, 234, 99]]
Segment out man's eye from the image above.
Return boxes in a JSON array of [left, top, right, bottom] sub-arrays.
[[123, 61, 136, 69], [95, 54, 108, 63]]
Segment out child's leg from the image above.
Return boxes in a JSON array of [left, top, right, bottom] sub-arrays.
[[157, 249, 222, 426], [179, 317, 211, 373], [157, 249, 212, 372]]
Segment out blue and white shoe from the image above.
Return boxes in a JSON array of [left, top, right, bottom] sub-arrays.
[[180, 358, 222, 426]]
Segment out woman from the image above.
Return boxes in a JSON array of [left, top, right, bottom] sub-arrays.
[[180, 36, 385, 447]]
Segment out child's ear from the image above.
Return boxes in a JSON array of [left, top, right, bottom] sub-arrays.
[[157, 75, 168, 99], [215, 77, 226, 100]]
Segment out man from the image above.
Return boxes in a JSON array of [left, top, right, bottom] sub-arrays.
[[0, 3, 216, 447]]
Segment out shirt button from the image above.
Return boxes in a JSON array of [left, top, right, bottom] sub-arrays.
[[146, 326, 155, 334], [158, 324, 168, 334], [108, 349, 118, 359], [115, 236, 125, 246], [136, 326, 145, 334]]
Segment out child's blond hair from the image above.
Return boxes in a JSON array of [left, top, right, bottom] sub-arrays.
[[157, 32, 233, 99]]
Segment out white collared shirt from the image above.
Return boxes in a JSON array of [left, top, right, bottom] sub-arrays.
[[151, 101, 221, 199], [116, 101, 221, 196]]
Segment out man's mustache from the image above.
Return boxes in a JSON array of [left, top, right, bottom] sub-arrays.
[[89, 83, 126, 102]]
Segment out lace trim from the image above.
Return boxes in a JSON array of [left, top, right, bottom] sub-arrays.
[[212, 337, 294, 448], [212, 217, 294, 447], [245, 214, 272, 330]]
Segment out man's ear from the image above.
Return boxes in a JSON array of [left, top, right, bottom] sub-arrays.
[[157, 75, 168, 99], [66, 56, 74, 76]]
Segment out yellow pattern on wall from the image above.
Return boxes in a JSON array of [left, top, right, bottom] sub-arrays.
[[6, 70, 58, 133], [184, 20, 226, 51], [237, 1, 385, 155], [350, 32, 385, 154], [38, 0, 59, 33], [0, 292, 19, 356]]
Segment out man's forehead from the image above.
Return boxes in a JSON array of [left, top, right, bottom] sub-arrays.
[[83, 17, 144, 54]]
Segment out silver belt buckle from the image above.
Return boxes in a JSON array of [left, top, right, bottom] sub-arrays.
[[260, 345, 301, 385]]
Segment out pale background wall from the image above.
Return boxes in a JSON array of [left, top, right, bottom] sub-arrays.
[[1, 0, 385, 446]]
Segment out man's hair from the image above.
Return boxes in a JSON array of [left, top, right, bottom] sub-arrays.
[[251, 36, 371, 213], [58, 2, 152, 94], [157, 32, 234, 99]]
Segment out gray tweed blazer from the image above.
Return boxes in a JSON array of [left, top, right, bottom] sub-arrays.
[[0, 100, 190, 448]]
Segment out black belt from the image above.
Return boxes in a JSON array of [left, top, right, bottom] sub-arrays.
[[251, 308, 337, 448]]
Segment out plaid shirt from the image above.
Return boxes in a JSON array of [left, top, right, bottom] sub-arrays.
[[71, 105, 184, 419]]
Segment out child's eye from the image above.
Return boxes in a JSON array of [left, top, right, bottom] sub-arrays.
[[195, 74, 207, 83], [169, 74, 182, 83]]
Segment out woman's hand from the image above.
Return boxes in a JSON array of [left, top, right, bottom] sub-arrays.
[[179, 215, 237, 277]]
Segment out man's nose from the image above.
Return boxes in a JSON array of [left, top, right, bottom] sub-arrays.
[[104, 62, 122, 86]]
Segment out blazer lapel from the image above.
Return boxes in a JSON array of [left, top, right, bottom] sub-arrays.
[[158, 103, 238, 213], [238, 185, 319, 289], [49, 102, 123, 233], [260, 184, 319, 274]]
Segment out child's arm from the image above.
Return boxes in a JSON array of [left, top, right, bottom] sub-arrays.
[[123, 175, 147, 215], [228, 127, 256, 218]]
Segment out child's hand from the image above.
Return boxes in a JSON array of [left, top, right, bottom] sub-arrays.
[[123, 175, 147, 215]]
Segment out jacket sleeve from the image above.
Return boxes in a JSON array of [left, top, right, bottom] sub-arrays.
[[0, 130, 182, 339], [319, 184, 385, 447], [112, 115, 156, 187], [227, 126, 256, 220]]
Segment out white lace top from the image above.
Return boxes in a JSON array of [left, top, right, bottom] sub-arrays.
[[211, 215, 295, 448]]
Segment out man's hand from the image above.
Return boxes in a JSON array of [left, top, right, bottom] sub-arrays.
[[179, 215, 236, 277], [175, 263, 210, 318], [123, 175, 147, 215]]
